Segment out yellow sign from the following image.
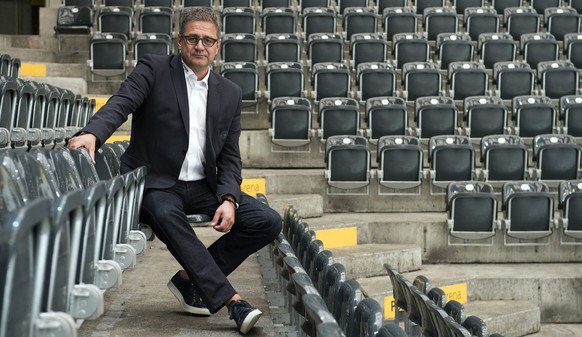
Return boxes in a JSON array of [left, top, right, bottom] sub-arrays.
[[20, 63, 46, 77], [315, 227, 357, 249], [241, 178, 266, 197], [384, 295, 397, 319]]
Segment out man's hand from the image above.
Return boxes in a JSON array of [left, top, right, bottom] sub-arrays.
[[211, 200, 236, 232], [67, 132, 98, 163]]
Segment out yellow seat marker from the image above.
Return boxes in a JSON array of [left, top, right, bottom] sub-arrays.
[[315, 227, 357, 249], [20, 63, 46, 77]]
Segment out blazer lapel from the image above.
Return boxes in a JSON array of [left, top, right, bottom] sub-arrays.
[[170, 55, 189, 135]]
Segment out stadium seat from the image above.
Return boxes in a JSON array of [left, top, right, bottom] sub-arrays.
[[41, 84, 60, 148], [391, 32, 430, 69], [414, 96, 457, 140], [303, 238, 324, 275], [377, 0, 406, 15], [377, 135, 423, 194], [572, 0, 582, 13], [13, 79, 37, 150], [0, 55, 11, 77], [318, 97, 360, 142], [491, 0, 522, 14], [423, 7, 458, 41], [343, 7, 377, 41], [311, 249, 334, 292], [383, 264, 410, 327], [537, 60, 579, 99], [221, 7, 255, 34], [98, 5, 134, 40], [504, 7, 540, 41], [332, 279, 363, 334], [446, 181, 498, 245], [376, 323, 409, 337], [307, 33, 344, 70], [356, 62, 396, 102], [563, 33, 582, 68], [220, 61, 259, 110], [429, 135, 475, 192], [454, 0, 484, 14], [337, 0, 368, 15], [478, 32, 518, 69], [302, 294, 339, 337], [261, 0, 291, 9], [311, 62, 351, 102], [532, 134, 581, 186], [54, 88, 75, 147], [220, 33, 257, 63], [560, 95, 582, 138], [222, 0, 252, 8], [265, 62, 304, 101], [268, 96, 312, 149], [501, 181, 554, 245], [493, 61, 535, 100], [0, 76, 18, 149], [435, 32, 473, 70], [264, 33, 301, 63], [544, 7, 580, 41], [427, 286, 446, 308], [261, 7, 296, 36], [302, 7, 337, 39], [530, 0, 561, 14], [348, 298, 383, 337], [444, 299, 467, 325], [382, 7, 417, 42], [88, 32, 128, 80], [29, 82, 49, 149], [415, 0, 445, 14], [291, 274, 322, 329], [480, 134, 528, 186], [401, 61, 441, 102], [324, 135, 371, 192], [449, 62, 488, 101], [511, 95, 557, 140], [365, 96, 406, 142], [520, 32, 559, 69], [299, 0, 330, 12], [54, 5, 94, 35], [349, 33, 388, 70], [102, 0, 134, 5], [464, 7, 499, 41], [142, 0, 174, 7], [139, 6, 174, 35], [558, 180, 582, 243], [133, 33, 172, 66], [462, 316, 488, 337]]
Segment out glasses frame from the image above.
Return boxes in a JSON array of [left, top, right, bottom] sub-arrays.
[[181, 34, 219, 47]]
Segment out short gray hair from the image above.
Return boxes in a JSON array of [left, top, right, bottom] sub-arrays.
[[179, 7, 222, 37]]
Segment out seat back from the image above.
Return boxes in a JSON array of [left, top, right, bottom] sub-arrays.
[[464, 96, 507, 139], [481, 135, 528, 185], [325, 135, 370, 191]]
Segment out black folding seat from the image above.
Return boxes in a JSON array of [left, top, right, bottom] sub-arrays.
[[89, 33, 128, 79], [520, 32, 559, 69], [302, 294, 339, 337], [435, 32, 473, 70], [501, 181, 554, 245], [564, 33, 582, 68], [415, 0, 445, 14], [41, 84, 60, 148], [102, 0, 135, 5], [0, 54, 12, 77], [560, 95, 582, 138], [382, 7, 417, 42], [504, 7, 540, 41], [265, 62, 304, 101], [453, 0, 484, 15], [572, 0, 582, 13], [532, 134, 581, 186], [464, 7, 499, 41], [337, 0, 368, 16], [491, 0, 522, 14], [264, 33, 301, 63], [317, 97, 360, 142], [448, 61, 488, 101], [7, 56, 19, 79], [429, 135, 475, 192], [402, 61, 441, 102], [480, 134, 528, 186], [544, 7, 579, 41], [142, 0, 174, 7], [220, 61, 259, 103], [377, 135, 423, 194], [392, 32, 430, 69], [64, 0, 95, 5], [29, 82, 49, 149], [220, 33, 257, 63], [512, 95, 557, 140], [333, 280, 365, 334], [54, 5, 94, 35], [414, 96, 457, 140], [530, 0, 561, 14], [478, 32, 517, 69], [261, 0, 291, 9], [463, 96, 508, 140], [262, 7, 296, 36], [311, 62, 351, 102], [221, 0, 252, 8], [356, 62, 396, 103], [307, 33, 344, 70], [0, 76, 18, 149], [222, 7, 255, 34], [350, 33, 388, 70], [302, 7, 337, 39], [343, 7, 377, 41], [537, 60, 579, 99], [324, 135, 371, 192], [139, 6, 173, 35], [493, 61, 535, 100], [269, 97, 312, 148], [558, 180, 582, 243], [423, 7, 458, 41], [12, 79, 36, 150], [181, 0, 213, 6], [98, 5, 134, 40], [133, 33, 172, 66], [299, 0, 330, 14], [377, 0, 406, 15], [446, 181, 498, 245], [365, 97, 407, 142]]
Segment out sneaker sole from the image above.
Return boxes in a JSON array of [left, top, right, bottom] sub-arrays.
[[239, 308, 263, 335], [166, 280, 211, 316]]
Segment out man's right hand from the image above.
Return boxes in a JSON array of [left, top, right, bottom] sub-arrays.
[[67, 132, 98, 163]]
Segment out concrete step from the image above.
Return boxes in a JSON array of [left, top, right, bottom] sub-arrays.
[[528, 324, 582, 337], [3, 46, 89, 63], [265, 194, 324, 219], [22, 75, 88, 95]]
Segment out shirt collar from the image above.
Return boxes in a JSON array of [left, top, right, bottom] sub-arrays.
[[182, 60, 210, 86]]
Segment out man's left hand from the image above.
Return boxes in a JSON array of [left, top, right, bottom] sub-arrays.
[[211, 200, 236, 232]]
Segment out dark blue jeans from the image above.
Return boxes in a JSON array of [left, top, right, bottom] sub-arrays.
[[139, 179, 281, 313]]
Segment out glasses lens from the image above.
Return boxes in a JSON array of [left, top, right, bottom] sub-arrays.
[[183, 35, 216, 47]]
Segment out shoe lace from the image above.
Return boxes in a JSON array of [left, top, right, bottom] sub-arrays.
[[229, 300, 250, 321]]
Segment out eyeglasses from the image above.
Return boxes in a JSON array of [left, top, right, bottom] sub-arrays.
[[181, 34, 219, 47]]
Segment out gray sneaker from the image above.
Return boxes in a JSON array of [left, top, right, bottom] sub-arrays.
[[228, 300, 263, 334], [167, 272, 211, 316]]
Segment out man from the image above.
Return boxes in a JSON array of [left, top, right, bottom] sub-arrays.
[[68, 7, 281, 334]]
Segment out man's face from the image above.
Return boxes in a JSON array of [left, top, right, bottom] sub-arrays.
[[178, 20, 221, 78]]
